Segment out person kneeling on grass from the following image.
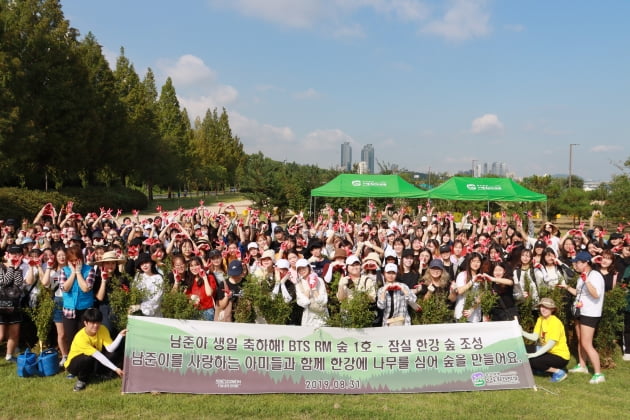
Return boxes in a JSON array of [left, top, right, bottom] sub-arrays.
[[64, 308, 126, 391], [521, 298, 570, 383]]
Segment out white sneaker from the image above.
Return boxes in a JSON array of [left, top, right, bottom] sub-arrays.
[[589, 373, 605, 384], [59, 356, 67, 368], [569, 364, 589, 374], [623, 354, 630, 362]]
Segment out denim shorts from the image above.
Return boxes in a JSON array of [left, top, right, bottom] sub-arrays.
[[52, 296, 64, 323]]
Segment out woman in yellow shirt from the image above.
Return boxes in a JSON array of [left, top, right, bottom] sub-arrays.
[[521, 297, 570, 383], [64, 308, 126, 391]]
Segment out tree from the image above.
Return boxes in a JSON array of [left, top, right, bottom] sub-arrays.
[[156, 77, 191, 194], [604, 174, 630, 221], [0, 0, 96, 187], [76, 32, 126, 186]]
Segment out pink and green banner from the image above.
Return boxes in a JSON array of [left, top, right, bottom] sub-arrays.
[[122, 316, 535, 394]]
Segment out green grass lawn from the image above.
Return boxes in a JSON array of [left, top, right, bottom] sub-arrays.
[[146, 193, 248, 213], [2, 355, 628, 420]]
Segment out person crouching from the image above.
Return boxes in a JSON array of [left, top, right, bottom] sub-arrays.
[[64, 308, 126, 391]]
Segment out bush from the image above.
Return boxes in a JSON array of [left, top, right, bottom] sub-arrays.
[[60, 186, 148, 214], [0, 188, 69, 220], [327, 291, 374, 328], [0, 186, 147, 221], [161, 285, 203, 320], [594, 287, 626, 367]]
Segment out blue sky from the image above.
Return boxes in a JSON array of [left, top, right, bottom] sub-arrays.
[[60, 0, 629, 181]]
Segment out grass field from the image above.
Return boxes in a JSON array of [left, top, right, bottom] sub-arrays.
[[2, 352, 628, 420], [147, 192, 247, 213]]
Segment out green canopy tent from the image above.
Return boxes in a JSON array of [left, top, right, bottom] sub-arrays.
[[425, 176, 547, 215], [310, 174, 428, 218], [311, 174, 428, 198]]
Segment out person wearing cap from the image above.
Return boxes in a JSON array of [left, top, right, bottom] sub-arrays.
[[0, 245, 26, 362], [215, 260, 247, 322], [295, 258, 328, 327], [128, 253, 163, 317], [337, 255, 376, 303], [376, 263, 416, 326], [270, 258, 301, 325], [606, 232, 624, 252], [246, 242, 261, 273], [521, 297, 570, 383], [323, 248, 348, 284], [207, 249, 227, 285], [253, 249, 276, 285], [532, 239, 546, 266], [93, 251, 127, 333], [420, 259, 457, 307], [559, 250, 605, 384]]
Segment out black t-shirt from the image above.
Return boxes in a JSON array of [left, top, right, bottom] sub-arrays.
[[398, 271, 420, 289], [216, 278, 245, 302]]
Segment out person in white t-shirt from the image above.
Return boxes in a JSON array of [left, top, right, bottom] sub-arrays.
[[558, 251, 605, 384]]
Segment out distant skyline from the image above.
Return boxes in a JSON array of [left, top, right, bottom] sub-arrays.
[[60, 1, 629, 181]]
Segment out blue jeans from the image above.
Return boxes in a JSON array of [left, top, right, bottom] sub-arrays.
[[201, 308, 215, 321]]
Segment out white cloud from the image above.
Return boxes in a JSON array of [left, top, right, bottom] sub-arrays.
[[332, 23, 366, 38], [159, 54, 216, 87], [302, 129, 354, 151], [294, 88, 321, 100], [230, 112, 296, 149], [504, 23, 525, 32], [471, 113, 503, 134], [209, 0, 430, 36], [421, 0, 491, 41], [591, 145, 622, 152], [209, 0, 330, 29]]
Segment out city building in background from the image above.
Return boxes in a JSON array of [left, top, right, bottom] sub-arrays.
[[340, 141, 352, 171], [361, 144, 375, 174], [473, 161, 509, 177]]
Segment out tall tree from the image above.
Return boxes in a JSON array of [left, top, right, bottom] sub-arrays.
[[0, 0, 96, 187], [157, 77, 191, 193]]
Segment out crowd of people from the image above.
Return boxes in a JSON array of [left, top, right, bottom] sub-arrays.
[[1, 200, 629, 389]]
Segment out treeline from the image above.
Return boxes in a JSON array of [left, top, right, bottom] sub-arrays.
[[0, 0, 246, 199]]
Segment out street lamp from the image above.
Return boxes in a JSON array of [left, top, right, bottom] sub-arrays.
[[569, 143, 579, 188]]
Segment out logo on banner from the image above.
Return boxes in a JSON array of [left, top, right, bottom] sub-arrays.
[[466, 184, 477, 191], [351, 180, 361, 186]]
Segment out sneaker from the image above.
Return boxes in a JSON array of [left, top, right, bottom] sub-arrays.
[[66, 373, 75, 379], [623, 354, 630, 362], [5, 356, 17, 363], [550, 369, 567, 383], [73, 380, 87, 392], [59, 356, 67, 368], [589, 373, 605, 384], [569, 364, 589, 374]]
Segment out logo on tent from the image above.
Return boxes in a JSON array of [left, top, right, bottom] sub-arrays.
[[466, 184, 477, 191], [352, 180, 361, 187]]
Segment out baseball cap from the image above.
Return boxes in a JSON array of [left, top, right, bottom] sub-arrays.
[[384, 263, 398, 273]]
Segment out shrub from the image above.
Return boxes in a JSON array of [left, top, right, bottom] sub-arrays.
[[25, 284, 55, 350], [161, 284, 203, 320], [327, 291, 374, 328], [0, 186, 147, 221]]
